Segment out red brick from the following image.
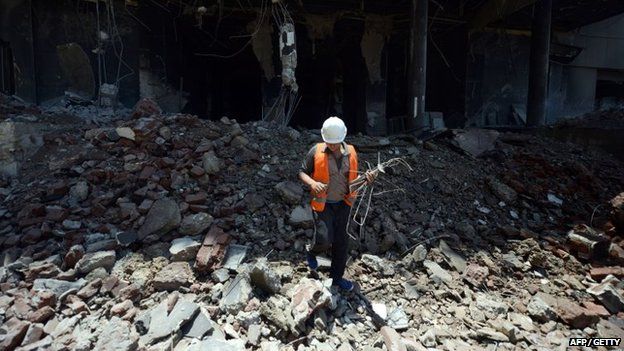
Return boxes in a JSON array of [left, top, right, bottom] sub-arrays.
[[590, 266, 624, 280]]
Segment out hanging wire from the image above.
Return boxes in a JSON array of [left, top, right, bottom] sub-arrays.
[[195, 0, 269, 58]]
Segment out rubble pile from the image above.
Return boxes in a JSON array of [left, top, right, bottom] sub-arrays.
[[0, 96, 623, 351], [554, 107, 624, 129]]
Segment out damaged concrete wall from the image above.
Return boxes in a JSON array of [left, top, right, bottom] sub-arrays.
[[467, 14, 624, 127], [249, 21, 275, 81], [0, 119, 44, 177], [0, 0, 37, 103], [361, 15, 392, 84]]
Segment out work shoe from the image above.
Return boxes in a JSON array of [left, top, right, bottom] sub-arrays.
[[332, 278, 354, 292], [306, 253, 318, 271]]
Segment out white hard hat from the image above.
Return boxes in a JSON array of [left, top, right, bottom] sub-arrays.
[[321, 117, 347, 144]]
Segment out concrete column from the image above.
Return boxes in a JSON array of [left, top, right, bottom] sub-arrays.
[[408, 0, 428, 130], [526, 0, 552, 127]]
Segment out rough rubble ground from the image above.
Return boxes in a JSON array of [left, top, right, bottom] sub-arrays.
[[0, 97, 623, 351]]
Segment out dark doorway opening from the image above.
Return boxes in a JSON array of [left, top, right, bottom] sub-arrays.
[[1, 40, 16, 95]]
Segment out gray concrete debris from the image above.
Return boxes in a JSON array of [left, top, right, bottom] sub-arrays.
[[182, 307, 214, 339], [487, 178, 517, 203], [260, 295, 296, 334], [138, 197, 181, 240], [202, 151, 221, 174], [179, 212, 214, 236], [211, 268, 231, 284], [152, 262, 194, 291], [201, 338, 246, 351], [527, 293, 557, 322], [475, 327, 509, 342], [32, 278, 87, 298], [419, 328, 437, 348], [222, 244, 249, 270], [449, 129, 499, 157], [75, 250, 116, 275], [288, 205, 314, 228], [220, 273, 253, 314], [387, 307, 410, 330], [475, 293, 509, 316], [141, 298, 200, 347], [587, 275, 624, 314], [361, 254, 395, 276], [275, 181, 304, 205], [290, 278, 332, 328], [248, 258, 282, 294], [169, 237, 201, 261], [423, 260, 452, 284], [438, 240, 467, 273], [380, 326, 407, 351], [93, 317, 139, 351]]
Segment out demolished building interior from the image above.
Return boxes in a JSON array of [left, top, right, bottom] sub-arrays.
[[0, 0, 624, 350]]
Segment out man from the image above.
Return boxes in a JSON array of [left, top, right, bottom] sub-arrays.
[[298, 117, 375, 292]]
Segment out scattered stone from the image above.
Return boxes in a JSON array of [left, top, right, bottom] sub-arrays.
[[438, 240, 467, 273], [587, 275, 624, 314], [75, 250, 116, 275], [222, 244, 249, 271], [220, 273, 253, 314], [361, 254, 395, 276], [0, 318, 30, 350], [275, 181, 303, 205], [153, 262, 194, 291], [527, 293, 557, 322], [169, 237, 202, 261], [248, 258, 282, 294], [288, 206, 314, 228], [423, 260, 452, 284], [32, 278, 87, 298], [290, 278, 332, 328], [138, 197, 181, 240], [381, 326, 407, 351], [179, 212, 214, 236], [202, 151, 221, 174], [142, 299, 200, 346]]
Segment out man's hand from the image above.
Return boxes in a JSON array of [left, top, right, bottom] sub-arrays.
[[365, 170, 377, 185], [311, 181, 328, 195]]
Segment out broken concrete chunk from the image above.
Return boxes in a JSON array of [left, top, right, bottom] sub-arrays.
[[169, 237, 201, 261], [587, 275, 624, 314], [152, 262, 194, 291], [138, 197, 181, 240], [32, 278, 87, 298], [220, 273, 253, 315], [182, 307, 214, 339], [361, 254, 395, 276], [202, 151, 221, 174], [248, 258, 282, 294], [423, 260, 452, 284], [290, 278, 332, 328], [288, 205, 314, 228], [380, 326, 407, 351], [94, 317, 139, 351], [275, 181, 303, 205], [438, 240, 467, 273], [75, 250, 116, 275], [142, 299, 200, 346], [222, 244, 249, 271], [179, 212, 214, 236]]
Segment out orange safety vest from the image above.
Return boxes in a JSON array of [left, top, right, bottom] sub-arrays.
[[310, 142, 358, 212]]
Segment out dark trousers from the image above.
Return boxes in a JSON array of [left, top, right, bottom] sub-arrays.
[[308, 201, 350, 281]]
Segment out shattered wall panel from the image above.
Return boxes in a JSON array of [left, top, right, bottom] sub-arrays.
[[361, 15, 392, 84], [303, 13, 338, 40], [56, 43, 96, 99], [248, 21, 275, 81]]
